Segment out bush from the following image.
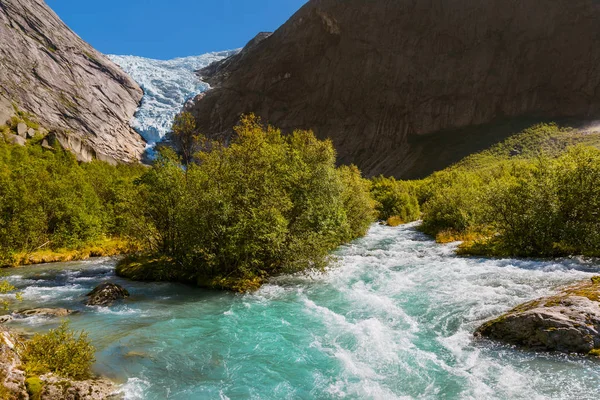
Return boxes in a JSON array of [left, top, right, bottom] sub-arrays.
[[128, 115, 375, 289], [370, 176, 420, 222], [21, 321, 95, 380], [0, 137, 144, 264], [418, 121, 600, 257]]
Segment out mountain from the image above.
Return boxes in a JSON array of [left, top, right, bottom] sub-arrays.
[[108, 51, 237, 145], [0, 0, 145, 163], [188, 0, 600, 178]]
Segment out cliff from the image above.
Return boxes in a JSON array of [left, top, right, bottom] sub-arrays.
[[0, 0, 145, 163], [189, 0, 600, 178]]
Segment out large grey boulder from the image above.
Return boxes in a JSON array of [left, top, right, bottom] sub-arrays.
[[16, 122, 27, 138], [6, 134, 25, 146], [85, 282, 130, 306], [0, 0, 145, 163], [475, 277, 600, 355]]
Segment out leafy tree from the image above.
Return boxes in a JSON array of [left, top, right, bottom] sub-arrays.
[[172, 112, 203, 167]]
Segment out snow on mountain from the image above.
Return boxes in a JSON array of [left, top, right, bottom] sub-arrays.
[[108, 50, 238, 144]]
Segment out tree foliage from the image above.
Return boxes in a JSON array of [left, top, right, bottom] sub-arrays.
[[418, 122, 600, 256], [22, 321, 95, 380], [127, 115, 375, 288]]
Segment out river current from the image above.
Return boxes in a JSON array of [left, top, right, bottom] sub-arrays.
[[3, 223, 600, 399]]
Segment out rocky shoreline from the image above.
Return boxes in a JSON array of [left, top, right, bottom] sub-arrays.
[[476, 276, 600, 355], [0, 283, 131, 399], [0, 326, 123, 399]]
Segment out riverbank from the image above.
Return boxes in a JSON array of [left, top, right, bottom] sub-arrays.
[[2, 224, 600, 398], [0, 325, 121, 399], [2, 238, 137, 269], [115, 254, 264, 292]]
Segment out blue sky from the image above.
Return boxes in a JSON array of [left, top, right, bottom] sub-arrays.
[[45, 0, 307, 60]]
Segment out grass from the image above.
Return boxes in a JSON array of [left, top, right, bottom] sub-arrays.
[[4, 238, 139, 268]]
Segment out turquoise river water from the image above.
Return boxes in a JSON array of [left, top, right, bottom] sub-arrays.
[[3, 223, 600, 399]]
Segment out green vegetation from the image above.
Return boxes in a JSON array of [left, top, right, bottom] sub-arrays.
[[416, 123, 600, 257], [21, 321, 95, 380], [25, 376, 42, 400], [118, 114, 375, 291], [370, 176, 420, 224], [0, 134, 145, 266]]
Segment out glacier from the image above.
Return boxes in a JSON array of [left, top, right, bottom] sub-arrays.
[[108, 50, 238, 145]]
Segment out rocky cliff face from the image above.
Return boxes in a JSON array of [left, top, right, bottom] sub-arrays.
[[0, 0, 145, 163], [189, 0, 600, 178]]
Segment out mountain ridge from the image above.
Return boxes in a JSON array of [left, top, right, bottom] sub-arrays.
[[0, 0, 145, 163], [188, 0, 600, 178]]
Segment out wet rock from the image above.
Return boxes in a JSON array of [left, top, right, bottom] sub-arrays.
[[85, 283, 130, 306], [17, 308, 76, 318], [6, 134, 25, 146], [16, 122, 27, 137], [0, 315, 13, 324], [475, 277, 600, 355]]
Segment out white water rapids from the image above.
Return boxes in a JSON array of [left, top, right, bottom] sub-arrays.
[[4, 223, 600, 399]]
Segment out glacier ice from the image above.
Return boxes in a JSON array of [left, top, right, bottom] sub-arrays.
[[108, 50, 238, 145]]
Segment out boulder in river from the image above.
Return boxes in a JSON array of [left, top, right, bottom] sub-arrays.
[[475, 276, 600, 355], [85, 282, 130, 306], [17, 308, 76, 318]]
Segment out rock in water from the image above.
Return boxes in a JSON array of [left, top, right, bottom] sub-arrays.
[[17, 308, 76, 318], [86, 283, 130, 306], [0, 0, 145, 163], [190, 0, 600, 178], [475, 277, 600, 355]]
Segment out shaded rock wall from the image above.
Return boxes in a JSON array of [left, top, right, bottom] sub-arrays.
[[190, 0, 600, 178]]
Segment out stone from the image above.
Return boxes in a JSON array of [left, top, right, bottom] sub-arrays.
[[26, 127, 35, 138], [6, 134, 25, 146], [475, 277, 600, 355], [190, 0, 600, 178], [0, 0, 146, 163], [41, 138, 53, 150], [16, 308, 76, 318], [85, 282, 130, 306], [16, 122, 27, 138], [39, 373, 123, 400], [0, 315, 13, 324]]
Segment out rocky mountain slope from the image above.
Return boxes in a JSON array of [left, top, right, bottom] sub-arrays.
[[0, 0, 145, 163], [189, 0, 600, 178]]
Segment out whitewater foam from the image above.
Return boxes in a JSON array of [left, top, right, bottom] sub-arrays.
[[3, 223, 600, 399]]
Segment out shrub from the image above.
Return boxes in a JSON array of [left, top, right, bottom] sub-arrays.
[[370, 176, 420, 222], [128, 115, 376, 289], [21, 321, 95, 380]]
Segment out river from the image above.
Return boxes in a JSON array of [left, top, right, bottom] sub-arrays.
[[3, 223, 600, 399]]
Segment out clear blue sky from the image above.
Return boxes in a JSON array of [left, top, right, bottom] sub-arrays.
[[45, 0, 307, 60]]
